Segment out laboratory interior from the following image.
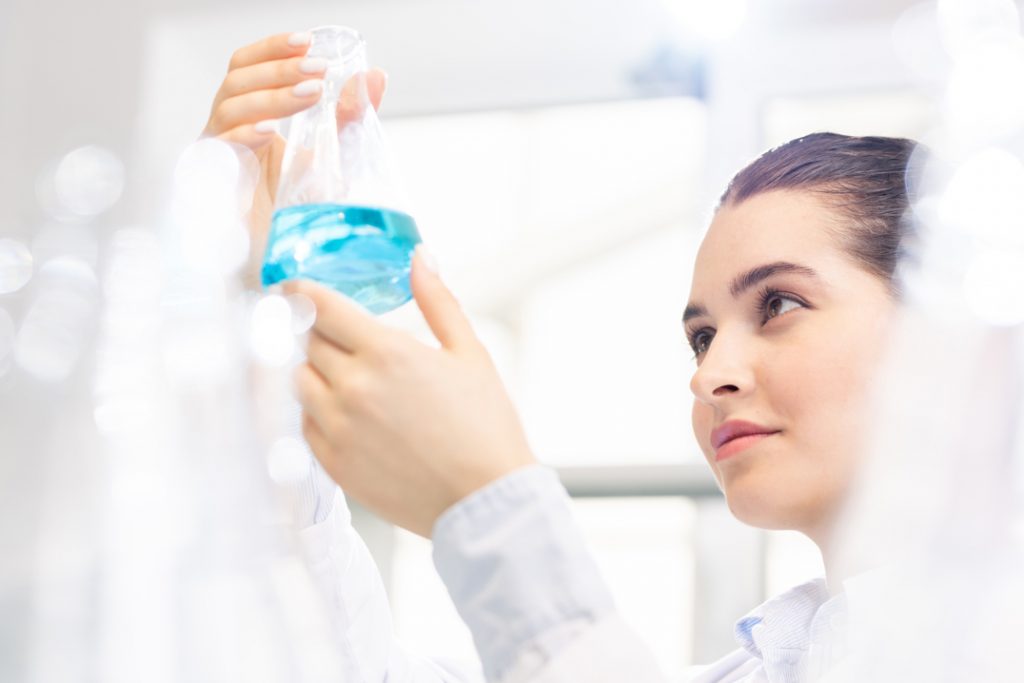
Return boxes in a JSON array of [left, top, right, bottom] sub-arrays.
[[2, 0, 1024, 681]]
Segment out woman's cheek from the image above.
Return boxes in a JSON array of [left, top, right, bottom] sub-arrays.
[[691, 401, 715, 463]]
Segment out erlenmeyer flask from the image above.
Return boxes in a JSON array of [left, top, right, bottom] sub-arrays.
[[261, 25, 421, 314]]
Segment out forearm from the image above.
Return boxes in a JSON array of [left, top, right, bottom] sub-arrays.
[[431, 466, 667, 683], [294, 464, 481, 682]]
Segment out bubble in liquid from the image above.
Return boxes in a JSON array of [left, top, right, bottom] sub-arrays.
[[53, 145, 126, 217], [0, 239, 33, 294], [250, 295, 295, 366], [267, 436, 312, 484], [963, 249, 1024, 326]]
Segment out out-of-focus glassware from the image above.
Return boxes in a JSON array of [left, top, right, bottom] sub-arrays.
[[261, 25, 421, 314]]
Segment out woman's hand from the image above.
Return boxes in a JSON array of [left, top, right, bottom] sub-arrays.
[[202, 31, 387, 283], [288, 250, 538, 537]]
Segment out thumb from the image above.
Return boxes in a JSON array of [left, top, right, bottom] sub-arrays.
[[410, 245, 480, 354]]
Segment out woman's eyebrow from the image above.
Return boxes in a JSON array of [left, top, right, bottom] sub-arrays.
[[729, 261, 820, 298], [682, 303, 707, 325], [683, 261, 820, 325]]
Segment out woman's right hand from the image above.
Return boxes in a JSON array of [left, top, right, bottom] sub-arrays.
[[202, 32, 387, 283]]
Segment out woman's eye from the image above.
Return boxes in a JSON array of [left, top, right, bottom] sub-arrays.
[[691, 330, 713, 356], [764, 294, 802, 321]]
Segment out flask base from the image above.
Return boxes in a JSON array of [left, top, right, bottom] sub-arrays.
[[261, 203, 421, 315]]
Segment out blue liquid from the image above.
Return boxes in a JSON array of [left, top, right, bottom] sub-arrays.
[[261, 203, 422, 314]]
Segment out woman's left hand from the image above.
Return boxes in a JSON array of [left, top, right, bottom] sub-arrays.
[[287, 248, 537, 537]]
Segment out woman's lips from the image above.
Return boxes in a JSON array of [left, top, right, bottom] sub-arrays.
[[710, 420, 781, 462], [714, 432, 777, 461]]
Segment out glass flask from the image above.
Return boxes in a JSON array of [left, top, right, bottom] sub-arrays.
[[261, 25, 421, 314]]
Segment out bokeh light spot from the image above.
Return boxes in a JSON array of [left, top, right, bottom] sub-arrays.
[[0, 239, 33, 294], [250, 295, 295, 366], [267, 436, 312, 484], [53, 145, 126, 217]]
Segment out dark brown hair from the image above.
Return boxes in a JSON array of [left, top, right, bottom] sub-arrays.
[[719, 132, 922, 296]]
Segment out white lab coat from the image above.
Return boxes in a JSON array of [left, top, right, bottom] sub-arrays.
[[298, 464, 844, 682]]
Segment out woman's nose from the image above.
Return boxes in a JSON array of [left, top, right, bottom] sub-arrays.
[[689, 333, 754, 406]]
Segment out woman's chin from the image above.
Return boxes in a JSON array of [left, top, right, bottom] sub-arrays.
[[721, 477, 821, 532]]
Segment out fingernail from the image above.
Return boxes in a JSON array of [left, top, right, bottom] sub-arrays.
[[292, 79, 323, 97], [288, 31, 312, 47], [254, 119, 278, 134], [299, 57, 328, 74], [416, 244, 439, 275]]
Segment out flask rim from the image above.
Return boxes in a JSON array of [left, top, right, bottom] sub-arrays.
[[307, 25, 366, 63]]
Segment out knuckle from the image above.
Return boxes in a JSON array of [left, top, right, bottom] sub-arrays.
[[341, 368, 374, 402], [227, 49, 245, 72], [293, 363, 315, 398], [207, 107, 229, 135], [279, 58, 295, 81], [221, 70, 241, 96], [369, 332, 405, 365], [320, 415, 348, 449]]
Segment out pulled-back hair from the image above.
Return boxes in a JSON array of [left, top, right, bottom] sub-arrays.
[[719, 132, 922, 295]]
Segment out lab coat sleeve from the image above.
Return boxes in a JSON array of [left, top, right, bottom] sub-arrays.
[[296, 461, 484, 683], [431, 465, 670, 683]]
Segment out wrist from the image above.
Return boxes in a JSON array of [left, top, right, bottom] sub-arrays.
[[445, 452, 538, 523]]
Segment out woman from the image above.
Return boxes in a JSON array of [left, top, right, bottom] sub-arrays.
[[204, 32, 919, 682]]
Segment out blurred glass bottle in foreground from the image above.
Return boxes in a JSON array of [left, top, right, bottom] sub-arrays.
[[261, 25, 421, 314]]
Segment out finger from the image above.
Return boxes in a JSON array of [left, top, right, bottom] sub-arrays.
[[337, 68, 388, 128], [410, 245, 483, 355], [367, 68, 387, 112], [227, 32, 312, 72], [208, 80, 324, 135], [284, 279, 388, 353], [293, 361, 334, 429], [337, 74, 367, 128], [301, 411, 335, 466], [305, 330, 358, 387], [213, 121, 278, 152], [215, 55, 329, 108]]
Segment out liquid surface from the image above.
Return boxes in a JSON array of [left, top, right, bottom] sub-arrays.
[[261, 203, 422, 314]]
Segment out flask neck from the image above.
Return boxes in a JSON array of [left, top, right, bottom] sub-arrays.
[[306, 26, 368, 104]]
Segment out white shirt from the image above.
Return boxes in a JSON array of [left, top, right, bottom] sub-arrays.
[[298, 463, 849, 682]]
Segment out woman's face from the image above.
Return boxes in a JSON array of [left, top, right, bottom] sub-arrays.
[[686, 189, 895, 540]]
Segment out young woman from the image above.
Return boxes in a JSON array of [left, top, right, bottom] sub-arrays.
[[205, 32, 919, 682]]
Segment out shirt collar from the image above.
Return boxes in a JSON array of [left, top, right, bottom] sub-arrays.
[[734, 578, 832, 659]]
